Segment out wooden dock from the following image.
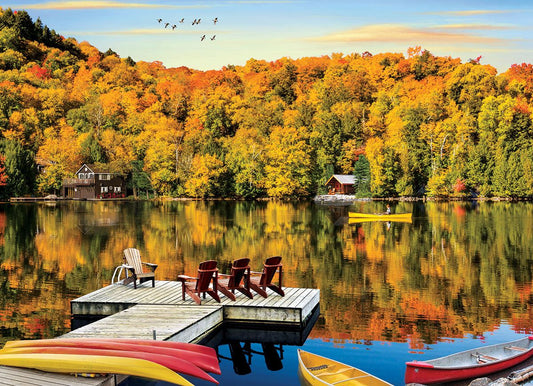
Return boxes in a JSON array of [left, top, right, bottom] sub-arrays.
[[66, 304, 224, 343], [71, 280, 319, 327], [2, 280, 320, 385]]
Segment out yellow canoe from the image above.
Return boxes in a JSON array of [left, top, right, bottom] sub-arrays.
[[0, 353, 193, 386], [297, 349, 392, 386], [348, 217, 412, 224], [348, 212, 412, 221]]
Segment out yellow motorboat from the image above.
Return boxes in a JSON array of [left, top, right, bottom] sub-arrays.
[[297, 349, 392, 386], [0, 353, 193, 386]]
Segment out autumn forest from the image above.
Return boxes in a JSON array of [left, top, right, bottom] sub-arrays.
[[1, 8, 533, 199]]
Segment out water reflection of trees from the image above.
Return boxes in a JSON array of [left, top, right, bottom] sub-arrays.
[[1, 201, 533, 346], [315, 201, 533, 349]]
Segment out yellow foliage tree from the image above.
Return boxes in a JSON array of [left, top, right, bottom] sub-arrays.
[[185, 153, 225, 197], [261, 125, 313, 197]]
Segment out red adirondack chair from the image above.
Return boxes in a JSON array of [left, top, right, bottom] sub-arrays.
[[177, 260, 221, 305], [249, 256, 285, 298], [217, 258, 253, 301]]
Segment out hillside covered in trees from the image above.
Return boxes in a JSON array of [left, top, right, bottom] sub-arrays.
[[0, 8, 532, 199]]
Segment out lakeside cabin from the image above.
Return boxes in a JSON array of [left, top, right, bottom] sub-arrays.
[[325, 174, 355, 194], [62, 164, 126, 199]]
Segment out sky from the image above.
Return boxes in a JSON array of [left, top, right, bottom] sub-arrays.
[[2, 0, 533, 73]]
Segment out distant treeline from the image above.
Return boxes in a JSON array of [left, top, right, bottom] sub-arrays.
[[0, 8, 532, 199]]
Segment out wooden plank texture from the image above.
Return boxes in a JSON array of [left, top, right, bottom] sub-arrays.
[[0, 366, 126, 386], [71, 281, 319, 327], [66, 304, 223, 342]]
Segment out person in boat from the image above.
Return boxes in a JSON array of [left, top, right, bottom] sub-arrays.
[[386, 204, 391, 215]]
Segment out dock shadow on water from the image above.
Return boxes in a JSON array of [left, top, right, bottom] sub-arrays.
[[115, 305, 319, 386]]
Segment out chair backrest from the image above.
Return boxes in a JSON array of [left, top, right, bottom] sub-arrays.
[[124, 248, 143, 274], [196, 260, 218, 291], [228, 258, 250, 287], [260, 256, 282, 286]]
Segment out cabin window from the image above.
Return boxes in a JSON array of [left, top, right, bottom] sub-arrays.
[[100, 174, 111, 181], [101, 187, 108, 193], [114, 186, 121, 193]]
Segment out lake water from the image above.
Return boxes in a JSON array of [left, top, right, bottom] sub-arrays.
[[1, 200, 533, 385]]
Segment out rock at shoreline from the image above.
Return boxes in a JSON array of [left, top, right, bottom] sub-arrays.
[[313, 195, 369, 204]]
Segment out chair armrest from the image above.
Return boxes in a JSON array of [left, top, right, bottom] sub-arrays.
[[123, 264, 135, 271], [177, 275, 197, 282], [143, 262, 158, 272]]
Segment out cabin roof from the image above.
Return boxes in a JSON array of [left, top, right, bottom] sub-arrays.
[[75, 164, 113, 175], [325, 174, 355, 185]]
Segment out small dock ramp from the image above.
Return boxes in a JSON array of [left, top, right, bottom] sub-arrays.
[[65, 304, 223, 343]]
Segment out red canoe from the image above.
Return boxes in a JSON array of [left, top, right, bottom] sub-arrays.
[[405, 336, 533, 384], [11, 338, 216, 357], [4, 339, 220, 375], [1, 346, 218, 384], [93, 338, 216, 357]]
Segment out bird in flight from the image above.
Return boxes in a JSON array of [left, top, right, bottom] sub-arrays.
[[211, 35, 216, 40], [157, 18, 162, 23], [201, 35, 206, 41], [164, 22, 170, 28], [179, 18, 185, 23], [192, 18, 197, 25], [172, 24, 177, 30], [213, 17, 218, 24]]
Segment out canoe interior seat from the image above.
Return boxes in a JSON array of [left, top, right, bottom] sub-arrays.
[[309, 364, 328, 371], [505, 346, 528, 352], [472, 353, 499, 363], [314, 365, 370, 383], [331, 375, 374, 385]]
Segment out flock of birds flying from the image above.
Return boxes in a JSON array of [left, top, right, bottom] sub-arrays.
[[157, 17, 218, 41]]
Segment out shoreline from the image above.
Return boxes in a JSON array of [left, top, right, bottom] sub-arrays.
[[313, 195, 533, 205], [4, 195, 533, 204]]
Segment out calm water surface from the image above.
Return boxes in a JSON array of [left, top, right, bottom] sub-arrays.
[[1, 200, 533, 385]]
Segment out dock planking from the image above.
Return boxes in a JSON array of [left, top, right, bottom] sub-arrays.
[[71, 280, 319, 326], [0, 366, 126, 386], [65, 304, 224, 342]]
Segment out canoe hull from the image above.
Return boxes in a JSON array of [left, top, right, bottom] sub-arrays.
[[4, 338, 220, 375], [1, 346, 218, 384], [348, 212, 412, 221], [298, 349, 391, 386], [405, 336, 533, 384], [348, 217, 412, 224], [0, 353, 192, 386], [100, 338, 216, 357], [4, 337, 215, 357]]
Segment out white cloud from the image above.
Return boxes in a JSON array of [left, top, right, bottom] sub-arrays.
[[15, 1, 209, 10], [312, 24, 502, 45]]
